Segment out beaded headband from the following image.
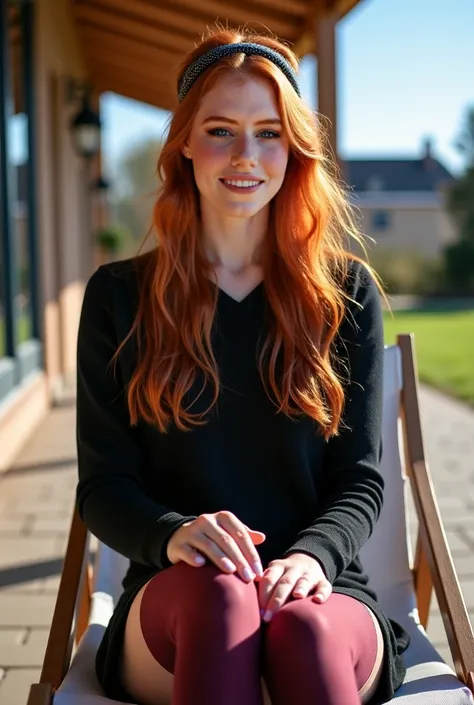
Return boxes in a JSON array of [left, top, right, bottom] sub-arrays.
[[177, 42, 301, 102]]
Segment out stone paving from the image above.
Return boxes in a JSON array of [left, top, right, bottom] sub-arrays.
[[0, 387, 473, 704]]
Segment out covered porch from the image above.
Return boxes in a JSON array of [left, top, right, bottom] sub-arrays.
[[0, 0, 357, 465]]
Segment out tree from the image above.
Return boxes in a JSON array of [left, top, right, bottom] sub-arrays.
[[110, 138, 163, 254], [443, 106, 474, 294]]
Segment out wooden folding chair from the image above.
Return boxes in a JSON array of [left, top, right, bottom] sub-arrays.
[[27, 335, 474, 704]]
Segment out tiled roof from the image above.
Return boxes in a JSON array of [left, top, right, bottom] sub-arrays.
[[343, 157, 455, 193]]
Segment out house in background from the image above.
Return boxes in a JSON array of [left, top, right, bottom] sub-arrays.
[[344, 138, 457, 258]]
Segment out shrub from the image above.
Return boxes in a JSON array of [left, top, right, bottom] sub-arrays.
[[368, 248, 443, 296]]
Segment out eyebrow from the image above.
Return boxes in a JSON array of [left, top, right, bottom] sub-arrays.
[[201, 115, 282, 126]]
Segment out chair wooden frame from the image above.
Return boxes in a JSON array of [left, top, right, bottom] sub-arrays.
[[26, 334, 474, 704]]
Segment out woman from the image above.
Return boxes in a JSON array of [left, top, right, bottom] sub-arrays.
[[76, 27, 410, 705]]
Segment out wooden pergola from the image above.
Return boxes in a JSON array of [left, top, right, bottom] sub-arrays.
[[71, 0, 364, 156]]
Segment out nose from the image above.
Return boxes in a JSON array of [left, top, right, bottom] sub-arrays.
[[231, 134, 257, 169]]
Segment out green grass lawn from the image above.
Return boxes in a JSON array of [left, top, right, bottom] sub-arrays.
[[383, 308, 474, 405]]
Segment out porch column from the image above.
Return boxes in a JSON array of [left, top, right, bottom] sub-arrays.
[[317, 8, 338, 163]]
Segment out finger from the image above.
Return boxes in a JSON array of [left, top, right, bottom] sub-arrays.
[[175, 544, 207, 568], [215, 513, 264, 578], [264, 569, 301, 621], [312, 579, 333, 603], [188, 530, 239, 575], [257, 564, 285, 614], [292, 574, 313, 599], [244, 526, 266, 546], [191, 520, 256, 581]]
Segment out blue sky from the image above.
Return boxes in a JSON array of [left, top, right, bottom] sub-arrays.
[[99, 0, 472, 179]]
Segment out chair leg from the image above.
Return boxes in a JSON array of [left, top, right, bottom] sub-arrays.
[[26, 683, 54, 705]]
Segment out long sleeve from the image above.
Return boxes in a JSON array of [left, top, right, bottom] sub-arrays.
[[284, 262, 385, 583], [76, 266, 196, 570]]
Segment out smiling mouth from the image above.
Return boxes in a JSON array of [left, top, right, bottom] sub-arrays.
[[219, 178, 264, 192]]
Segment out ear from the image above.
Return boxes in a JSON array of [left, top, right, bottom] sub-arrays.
[[182, 145, 192, 159]]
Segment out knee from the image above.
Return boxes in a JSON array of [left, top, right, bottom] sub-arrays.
[[266, 600, 333, 653], [152, 562, 259, 622]]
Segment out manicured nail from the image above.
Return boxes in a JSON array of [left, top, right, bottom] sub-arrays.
[[194, 555, 205, 565], [243, 567, 256, 582], [253, 561, 264, 577], [263, 610, 273, 622], [315, 593, 324, 601], [221, 558, 237, 572]]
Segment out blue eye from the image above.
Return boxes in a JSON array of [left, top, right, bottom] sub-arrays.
[[207, 128, 281, 139], [207, 128, 232, 137], [258, 130, 280, 139]]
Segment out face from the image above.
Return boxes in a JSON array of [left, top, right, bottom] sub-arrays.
[[185, 73, 290, 220]]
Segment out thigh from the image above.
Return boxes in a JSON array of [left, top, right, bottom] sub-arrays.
[[263, 592, 384, 703], [121, 567, 270, 705], [121, 577, 174, 705], [359, 603, 384, 705]]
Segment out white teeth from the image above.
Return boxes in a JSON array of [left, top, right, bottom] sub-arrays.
[[223, 179, 261, 188]]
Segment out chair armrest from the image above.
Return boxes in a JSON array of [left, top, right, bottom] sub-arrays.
[[398, 334, 474, 693], [26, 507, 89, 703]]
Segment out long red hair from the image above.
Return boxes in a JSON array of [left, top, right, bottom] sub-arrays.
[[115, 27, 375, 439]]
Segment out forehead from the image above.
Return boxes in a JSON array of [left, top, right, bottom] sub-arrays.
[[195, 73, 280, 119]]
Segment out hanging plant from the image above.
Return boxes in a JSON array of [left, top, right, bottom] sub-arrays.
[[95, 224, 128, 254]]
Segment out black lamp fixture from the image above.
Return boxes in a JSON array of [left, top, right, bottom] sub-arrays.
[[67, 78, 101, 160], [91, 175, 111, 192]]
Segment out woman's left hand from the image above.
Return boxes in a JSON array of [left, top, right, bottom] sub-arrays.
[[257, 552, 332, 622]]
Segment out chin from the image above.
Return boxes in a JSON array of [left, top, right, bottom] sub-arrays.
[[220, 202, 267, 218]]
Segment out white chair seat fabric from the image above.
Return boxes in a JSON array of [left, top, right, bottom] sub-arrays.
[[54, 582, 474, 705]]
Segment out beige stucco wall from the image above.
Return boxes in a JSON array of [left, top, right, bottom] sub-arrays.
[[359, 206, 456, 258], [35, 0, 93, 392]]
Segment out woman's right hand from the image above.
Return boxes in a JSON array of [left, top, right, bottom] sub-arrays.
[[166, 511, 266, 582]]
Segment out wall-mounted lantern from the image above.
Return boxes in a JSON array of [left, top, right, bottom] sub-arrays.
[[66, 78, 101, 160]]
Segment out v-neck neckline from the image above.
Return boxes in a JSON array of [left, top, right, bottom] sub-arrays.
[[216, 281, 264, 305]]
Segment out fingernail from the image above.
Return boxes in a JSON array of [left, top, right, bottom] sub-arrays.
[[243, 567, 256, 582], [253, 561, 263, 577], [194, 555, 205, 565], [315, 593, 324, 601], [263, 610, 273, 622], [221, 558, 237, 572]]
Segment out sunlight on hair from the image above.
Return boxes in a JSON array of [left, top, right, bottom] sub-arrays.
[[113, 25, 383, 438]]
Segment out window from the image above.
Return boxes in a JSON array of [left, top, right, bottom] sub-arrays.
[[0, 0, 40, 398], [371, 210, 391, 232], [0, 231, 5, 357]]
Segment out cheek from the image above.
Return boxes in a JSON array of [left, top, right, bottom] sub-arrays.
[[263, 145, 289, 179], [192, 141, 225, 174]]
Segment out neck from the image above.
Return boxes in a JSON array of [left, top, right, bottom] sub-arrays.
[[201, 203, 268, 274]]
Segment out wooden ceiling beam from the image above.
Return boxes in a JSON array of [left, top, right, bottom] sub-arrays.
[[88, 56, 176, 97], [293, 0, 359, 57], [85, 45, 177, 94], [93, 0, 210, 38], [94, 73, 175, 112], [250, 0, 308, 16], [73, 3, 192, 53], [293, 0, 320, 57], [78, 24, 184, 73], [163, 0, 293, 39]]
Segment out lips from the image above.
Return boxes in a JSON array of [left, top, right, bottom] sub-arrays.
[[219, 177, 265, 194]]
